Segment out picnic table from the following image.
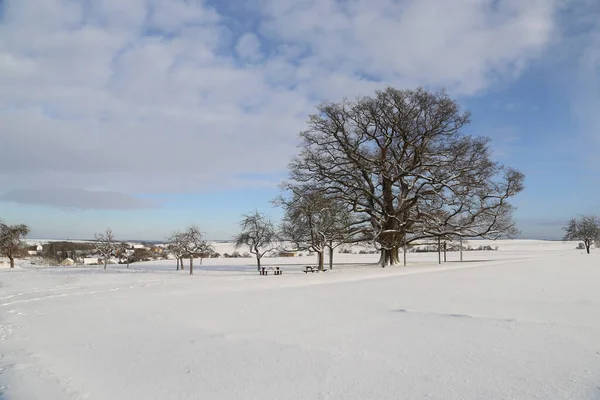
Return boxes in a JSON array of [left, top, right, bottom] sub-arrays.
[[259, 267, 282, 276], [303, 266, 327, 273]]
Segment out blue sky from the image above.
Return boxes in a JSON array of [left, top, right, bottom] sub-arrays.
[[0, 0, 599, 241]]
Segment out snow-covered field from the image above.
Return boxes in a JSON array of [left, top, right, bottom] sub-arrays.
[[1, 240, 599, 399]]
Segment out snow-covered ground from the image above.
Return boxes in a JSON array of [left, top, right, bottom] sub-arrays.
[[1, 240, 599, 399]]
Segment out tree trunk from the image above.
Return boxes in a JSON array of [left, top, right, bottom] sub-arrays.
[[9, 256, 14, 268], [403, 243, 407, 267], [189, 257, 193, 275], [256, 255, 261, 271], [317, 251, 324, 271], [176, 257, 180, 271], [180, 258, 185, 271], [379, 247, 400, 267], [329, 241, 334, 270], [586, 243, 591, 254], [443, 242, 447, 262], [438, 237, 441, 265], [104, 259, 108, 270], [460, 237, 463, 262]]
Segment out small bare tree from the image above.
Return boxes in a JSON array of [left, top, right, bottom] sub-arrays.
[[181, 226, 213, 275], [167, 231, 187, 271], [0, 221, 30, 268], [563, 215, 600, 254], [234, 211, 277, 271], [94, 228, 117, 270], [117, 242, 132, 268], [278, 187, 361, 271]]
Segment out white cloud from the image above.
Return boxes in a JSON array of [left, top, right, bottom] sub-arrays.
[[256, 0, 557, 93], [0, 0, 568, 208], [1, 188, 159, 210], [235, 33, 263, 62], [573, 20, 600, 145], [146, 0, 220, 32]]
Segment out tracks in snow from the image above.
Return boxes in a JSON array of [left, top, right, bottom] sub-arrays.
[[0, 279, 163, 307]]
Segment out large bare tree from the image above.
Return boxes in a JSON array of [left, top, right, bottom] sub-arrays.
[[94, 228, 117, 270], [234, 211, 277, 271], [0, 221, 30, 268], [288, 87, 524, 266], [563, 215, 600, 254]]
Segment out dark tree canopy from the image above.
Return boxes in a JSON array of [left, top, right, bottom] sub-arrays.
[[563, 215, 600, 254], [287, 87, 524, 266]]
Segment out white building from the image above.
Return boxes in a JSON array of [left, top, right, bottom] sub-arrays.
[[83, 257, 99, 265]]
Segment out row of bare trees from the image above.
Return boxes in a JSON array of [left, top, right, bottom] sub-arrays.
[[93, 226, 214, 275], [0, 87, 527, 272]]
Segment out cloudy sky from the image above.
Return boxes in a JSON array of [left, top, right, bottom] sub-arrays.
[[1, 0, 599, 241]]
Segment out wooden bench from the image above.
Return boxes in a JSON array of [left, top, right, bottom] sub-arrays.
[[303, 266, 329, 273], [259, 267, 282, 276]]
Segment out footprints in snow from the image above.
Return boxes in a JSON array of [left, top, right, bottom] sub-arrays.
[[0, 324, 13, 342], [0, 279, 162, 307], [394, 308, 516, 323]]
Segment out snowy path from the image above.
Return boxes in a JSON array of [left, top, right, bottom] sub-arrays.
[[1, 246, 600, 399]]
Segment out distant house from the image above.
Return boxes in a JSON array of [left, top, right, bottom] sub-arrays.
[[278, 252, 296, 257], [28, 250, 38, 256], [83, 257, 99, 265], [132, 244, 145, 249]]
